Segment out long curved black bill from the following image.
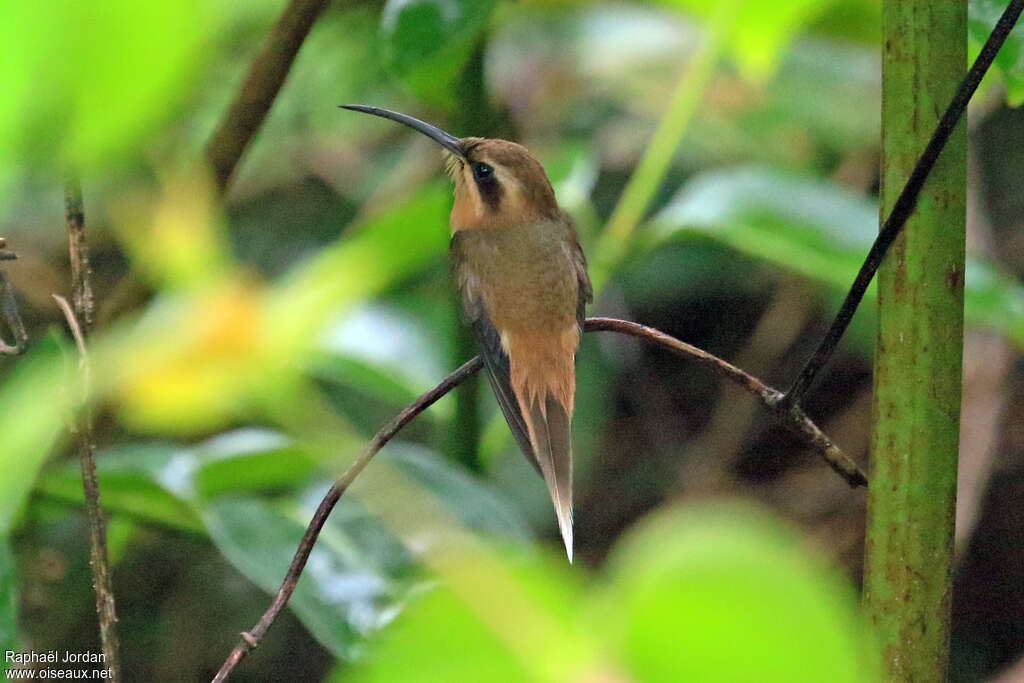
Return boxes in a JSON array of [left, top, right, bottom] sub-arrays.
[[340, 105, 465, 159]]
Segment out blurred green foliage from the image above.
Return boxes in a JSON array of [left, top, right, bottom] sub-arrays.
[[1, 0, 1022, 679], [339, 504, 877, 682], [971, 0, 1024, 104], [1, 541, 15, 656], [0, 0, 225, 190], [652, 166, 1024, 348], [381, 0, 498, 106]]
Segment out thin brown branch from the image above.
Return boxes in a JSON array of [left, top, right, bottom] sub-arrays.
[[211, 355, 484, 683], [212, 317, 864, 680], [59, 177, 121, 681], [584, 318, 867, 487], [65, 178, 94, 331], [204, 0, 332, 194]]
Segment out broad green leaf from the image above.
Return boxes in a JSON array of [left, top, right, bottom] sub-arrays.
[[197, 441, 532, 657], [0, 540, 16, 662], [191, 428, 323, 499], [380, 0, 497, 105], [312, 304, 449, 408], [604, 503, 878, 682], [337, 550, 604, 683], [374, 444, 532, 542], [335, 577, 532, 683], [311, 353, 425, 407], [0, 333, 72, 533], [57, 431, 532, 658], [202, 495, 414, 659], [970, 0, 1024, 105], [650, 166, 1024, 347], [33, 462, 205, 535]]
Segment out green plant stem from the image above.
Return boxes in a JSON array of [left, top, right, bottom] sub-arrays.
[[863, 1, 967, 680], [445, 38, 506, 473], [590, 2, 736, 291]]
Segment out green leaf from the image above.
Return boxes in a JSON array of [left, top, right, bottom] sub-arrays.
[[650, 166, 1024, 348], [191, 428, 322, 499], [202, 495, 414, 659], [604, 503, 878, 682], [0, 540, 16, 661], [197, 440, 532, 657], [33, 460, 205, 535], [336, 550, 600, 683], [32, 431, 315, 535], [969, 0, 1024, 106], [64, 431, 532, 658], [380, 0, 497, 105], [0, 333, 73, 533], [377, 444, 532, 542], [335, 577, 532, 683], [312, 304, 449, 407]]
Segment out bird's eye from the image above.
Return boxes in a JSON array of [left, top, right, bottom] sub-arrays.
[[472, 162, 494, 180]]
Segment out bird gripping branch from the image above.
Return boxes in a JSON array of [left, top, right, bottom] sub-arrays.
[[342, 105, 592, 561]]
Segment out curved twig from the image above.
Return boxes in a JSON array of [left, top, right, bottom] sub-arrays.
[[584, 318, 867, 487], [211, 355, 484, 683], [211, 317, 864, 681]]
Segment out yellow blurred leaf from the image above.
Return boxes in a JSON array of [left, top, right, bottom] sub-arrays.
[[113, 278, 272, 432], [112, 170, 234, 289]]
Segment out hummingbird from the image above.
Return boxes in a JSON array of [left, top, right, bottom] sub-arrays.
[[342, 105, 592, 561]]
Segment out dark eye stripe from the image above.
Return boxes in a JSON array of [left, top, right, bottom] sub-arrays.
[[471, 162, 501, 209]]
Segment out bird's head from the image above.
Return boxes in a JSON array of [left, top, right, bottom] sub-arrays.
[[341, 105, 559, 230]]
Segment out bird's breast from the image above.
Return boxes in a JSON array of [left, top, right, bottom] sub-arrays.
[[454, 221, 579, 336]]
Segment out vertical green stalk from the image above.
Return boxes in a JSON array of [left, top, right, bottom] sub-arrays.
[[589, 1, 736, 291], [447, 39, 504, 473], [863, 2, 966, 680]]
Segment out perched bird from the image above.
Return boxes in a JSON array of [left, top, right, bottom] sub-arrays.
[[342, 105, 592, 561]]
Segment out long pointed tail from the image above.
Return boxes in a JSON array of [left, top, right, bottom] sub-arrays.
[[524, 394, 574, 562]]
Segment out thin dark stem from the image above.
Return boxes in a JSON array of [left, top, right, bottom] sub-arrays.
[[782, 0, 1024, 407], [60, 177, 121, 682], [211, 355, 485, 683], [212, 317, 864, 681], [65, 178, 94, 331], [204, 0, 332, 194], [0, 275, 27, 356], [0, 237, 27, 355]]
